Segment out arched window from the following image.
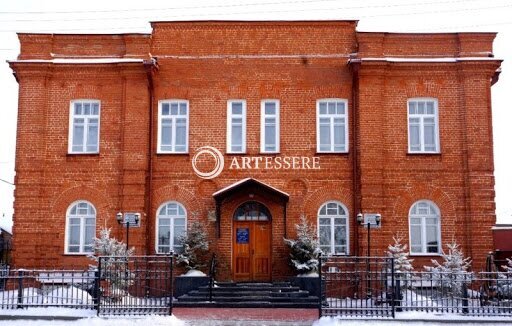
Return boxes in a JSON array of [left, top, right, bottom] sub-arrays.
[[156, 201, 187, 254], [65, 201, 96, 254], [318, 201, 349, 255], [409, 200, 441, 254], [233, 201, 271, 221]]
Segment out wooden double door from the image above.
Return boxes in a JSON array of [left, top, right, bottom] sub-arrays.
[[232, 202, 272, 282]]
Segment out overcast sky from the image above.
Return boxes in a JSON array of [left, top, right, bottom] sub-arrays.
[[0, 0, 511, 229]]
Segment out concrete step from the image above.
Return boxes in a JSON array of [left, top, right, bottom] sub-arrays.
[[172, 301, 320, 308], [197, 285, 301, 292], [175, 281, 319, 309], [214, 282, 292, 287], [188, 289, 311, 298], [177, 294, 319, 303]]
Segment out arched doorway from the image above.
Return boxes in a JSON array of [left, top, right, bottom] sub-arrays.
[[232, 201, 272, 282]]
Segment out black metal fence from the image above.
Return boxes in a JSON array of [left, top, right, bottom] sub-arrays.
[[0, 255, 174, 316], [320, 256, 512, 318], [396, 271, 512, 316], [0, 268, 96, 310], [319, 256, 395, 318], [97, 255, 173, 316]]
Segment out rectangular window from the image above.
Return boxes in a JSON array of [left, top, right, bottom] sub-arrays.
[[227, 100, 247, 153], [408, 98, 440, 153], [317, 99, 348, 153], [158, 100, 189, 153], [68, 100, 100, 154], [260, 100, 280, 153]]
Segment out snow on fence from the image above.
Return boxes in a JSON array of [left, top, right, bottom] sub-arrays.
[[0, 255, 174, 316], [396, 271, 512, 316], [319, 256, 512, 318], [0, 269, 96, 310], [319, 256, 396, 318], [97, 255, 173, 316]]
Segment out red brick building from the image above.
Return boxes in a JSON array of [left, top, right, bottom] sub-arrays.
[[8, 21, 502, 280]]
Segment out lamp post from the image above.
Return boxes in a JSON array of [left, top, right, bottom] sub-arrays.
[[357, 212, 381, 298], [116, 212, 140, 250], [356, 213, 381, 257]]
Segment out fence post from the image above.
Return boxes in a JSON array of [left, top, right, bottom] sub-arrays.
[[390, 259, 396, 318], [462, 282, 469, 314], [169, 255, 173, 316], [394, 277, 402, 313], [95, 258, 102, 316], [318, 254, 322, 318], [17, 270, 23, 309]]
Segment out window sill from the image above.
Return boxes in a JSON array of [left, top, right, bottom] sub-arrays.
[[154, 252, 175, 256], [63, 252, 92, 256], [315, 151, 349, 155], [66, 153, 100, 157], [259, 152, 280, 155], [407, 152, 441, 155], [322, 253, 349, 257], [156, 152, 190, 156], [226, 152, 247, 155], [409, 253, 442, 257]]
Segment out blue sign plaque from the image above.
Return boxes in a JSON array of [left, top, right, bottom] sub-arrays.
[[236, 228, 249, 244]]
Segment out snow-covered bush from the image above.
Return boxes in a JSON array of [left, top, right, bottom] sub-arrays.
[[386, 234, 414, 287], [424, 241, 472, 297], [88, 228, 134, 300], [88, 228, 134, 260], [497, 258, 512, 297], [284, 215, 322, 275], [176, 221, 209, 272]]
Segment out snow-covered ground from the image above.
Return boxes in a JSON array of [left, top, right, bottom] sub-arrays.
[[0, 315, 184, 326], [0, 307, 95, 317], [315, 312, 512, 326]]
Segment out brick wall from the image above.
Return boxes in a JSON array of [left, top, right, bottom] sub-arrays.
[[9, 21, 501, 276]]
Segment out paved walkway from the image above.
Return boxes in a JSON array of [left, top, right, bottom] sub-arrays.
[[173, 307, 319, 326]]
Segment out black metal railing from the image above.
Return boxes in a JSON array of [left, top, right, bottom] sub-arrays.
[[208, 253, 217, 302], [396, 271, 512, 316], [319, 256, 395, 318], [320, 256, 512, 318], [97, 255, 173, 316], [0, 255, 174, 315], [0, 269, 96, 310]]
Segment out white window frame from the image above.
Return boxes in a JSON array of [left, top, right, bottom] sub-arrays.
[[260, 99, 280, 153], [317, 201, 350, 255], [68, 99, 101, 154], [64, 200, 96, 255], [155, 201, 187, 254], [157, 100, 189, 154], [407, 98, 440, 153], [226, 100, 247, 153], [316, 99, 349, 153], [408, 200, 442, 256]]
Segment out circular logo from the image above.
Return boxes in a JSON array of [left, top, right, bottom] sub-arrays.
[[192, 146, 225, 179]]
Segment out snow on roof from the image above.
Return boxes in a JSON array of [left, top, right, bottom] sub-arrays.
[[350, 57, 502, 63], [492, 224, 512, 230], [8, 58, 145, 64], [212, 178, 290, 198]]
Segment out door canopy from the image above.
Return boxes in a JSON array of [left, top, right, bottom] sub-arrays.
[[213, 178, 289, 203]]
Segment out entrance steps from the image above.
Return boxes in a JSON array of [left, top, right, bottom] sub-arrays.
[[174, 281, 319, 308]]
